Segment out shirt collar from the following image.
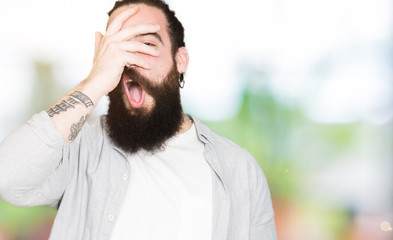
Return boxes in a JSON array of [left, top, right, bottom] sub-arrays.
[[186, 114, 214, 145]]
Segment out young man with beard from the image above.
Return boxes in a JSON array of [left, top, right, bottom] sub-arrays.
[[0, 0, 277, 239]]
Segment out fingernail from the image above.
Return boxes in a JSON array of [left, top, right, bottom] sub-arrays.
[[130, 6, 138, 12]]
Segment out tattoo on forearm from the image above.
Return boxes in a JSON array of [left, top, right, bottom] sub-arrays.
[[47, 91, 94, 117], [70, 91, 94, 107], [68, 114, 89, 142]]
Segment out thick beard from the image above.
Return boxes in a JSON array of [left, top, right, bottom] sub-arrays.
[[106, 65, 184, 154]]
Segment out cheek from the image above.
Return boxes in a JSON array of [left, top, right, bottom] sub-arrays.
[[135, 55, 174, 82], [154, 51, 174, 75], [141, 47, 172, 67]]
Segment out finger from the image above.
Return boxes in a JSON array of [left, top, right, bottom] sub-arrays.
[[109, 24, 160, 42], [123, 54, 152, 69], [94, 32, 103, 59], [116, 41, 160, 57], [106, 6, 139, 36]]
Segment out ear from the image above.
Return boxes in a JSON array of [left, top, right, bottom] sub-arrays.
[[175, 47, 189, 74]]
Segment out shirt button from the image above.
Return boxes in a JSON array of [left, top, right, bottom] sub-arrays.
[[108, 215, 114, 221], [122, 174, 128, 180]]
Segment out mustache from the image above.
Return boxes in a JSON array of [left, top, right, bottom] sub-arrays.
[[122, 67, 157, 95]]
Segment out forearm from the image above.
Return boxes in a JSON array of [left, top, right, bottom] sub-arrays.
[[0, 78, 105, 205], [47, 78, 106, 142]]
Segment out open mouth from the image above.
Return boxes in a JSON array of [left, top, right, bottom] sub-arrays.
[[122, 74, 146, 109]]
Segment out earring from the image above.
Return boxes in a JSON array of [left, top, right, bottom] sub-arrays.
[[179, 74, 185, 88]]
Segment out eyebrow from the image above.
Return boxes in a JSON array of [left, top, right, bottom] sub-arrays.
[[135, 32, 164, 45]]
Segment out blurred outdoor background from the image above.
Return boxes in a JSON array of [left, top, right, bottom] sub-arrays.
[[0, 0, 392, 239]]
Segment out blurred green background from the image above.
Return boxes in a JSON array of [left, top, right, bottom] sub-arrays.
[[1, 0, 392, 239]]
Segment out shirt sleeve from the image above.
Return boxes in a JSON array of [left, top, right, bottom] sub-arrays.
[[0, 111, 69, 208], [247, 152, 278, 240]]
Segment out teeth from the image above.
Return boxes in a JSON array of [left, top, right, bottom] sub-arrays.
[[126, 79, 133, 83]]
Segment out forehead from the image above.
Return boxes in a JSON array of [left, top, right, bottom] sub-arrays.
[[108, 4, 169, 36]]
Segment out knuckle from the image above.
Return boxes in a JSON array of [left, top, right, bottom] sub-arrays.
[[107, 42, 117, 51], [102, 37, 111, 45]]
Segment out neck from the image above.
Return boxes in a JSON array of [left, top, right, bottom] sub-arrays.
[[176, 113, 193, 135]]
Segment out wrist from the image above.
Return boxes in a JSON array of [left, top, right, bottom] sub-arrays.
[[79, 77, 107, 106]]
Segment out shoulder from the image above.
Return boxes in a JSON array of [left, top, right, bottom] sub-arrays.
[[190, 115, 259, 170], [212, 130, 251, 160], [191, 115, 270, 202]]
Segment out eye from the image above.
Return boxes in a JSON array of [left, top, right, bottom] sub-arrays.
[[144, 42, 156, 47]]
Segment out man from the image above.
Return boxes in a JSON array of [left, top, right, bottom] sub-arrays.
[[0, 0, 277, 239]]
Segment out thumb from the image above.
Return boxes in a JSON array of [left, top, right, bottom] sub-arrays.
[[94, 31, 104, 60]]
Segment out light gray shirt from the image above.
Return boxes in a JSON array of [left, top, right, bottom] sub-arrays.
[[0, 111, 277, 240]]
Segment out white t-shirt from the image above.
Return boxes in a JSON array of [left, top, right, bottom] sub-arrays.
[[110, 123, 212, 240]]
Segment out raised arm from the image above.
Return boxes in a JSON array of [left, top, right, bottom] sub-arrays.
[[0, 6, 160, 207], [48, 6, 160, 142]]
